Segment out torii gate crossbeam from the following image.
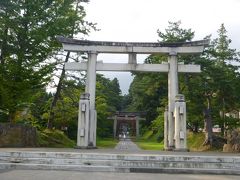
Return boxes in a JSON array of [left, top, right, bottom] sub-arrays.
[[65, 62, 201, 73]]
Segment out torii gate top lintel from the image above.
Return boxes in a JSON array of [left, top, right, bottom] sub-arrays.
[[56, 36, 209, 54]]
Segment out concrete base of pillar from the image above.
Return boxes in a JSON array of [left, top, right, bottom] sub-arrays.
[[74, 146, 98, 149], [173, 148, 189, 152]]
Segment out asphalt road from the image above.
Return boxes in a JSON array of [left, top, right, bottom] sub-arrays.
[[0, 170, 239, 180]]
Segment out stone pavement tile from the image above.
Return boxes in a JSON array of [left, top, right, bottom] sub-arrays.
[[115, 139, 141, 151], [0, 170, 240, 180]]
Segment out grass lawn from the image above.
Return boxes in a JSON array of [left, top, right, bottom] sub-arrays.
[[96, 138, 119, 148], [134, 130, 164, 150], [135, 140, 164, 150], [187, 132, 205, 151], [135, 132, 223, 151], [187, 132, 223, 152], [37, 129, 75, 148]]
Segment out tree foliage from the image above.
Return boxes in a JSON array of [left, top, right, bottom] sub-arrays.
[[0, 0, 93, 122], [96, 74, 122, 137], [128, 22, 240, 145], [129, 21, 195, 126], [157, 21, 194, 42]]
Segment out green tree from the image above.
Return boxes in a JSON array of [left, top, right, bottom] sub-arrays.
[[128, 21, 195, 127], [47, 0, 96, 129], [129, 22, 240, 147], [52, 79, 84, 140], [96, 74, 122, 137], [0, 0, 93, 123], [180, 24, 240, 146], [208, 24, 240, 137], [157, 21, 194, 42], [50, 74, 123, 138]]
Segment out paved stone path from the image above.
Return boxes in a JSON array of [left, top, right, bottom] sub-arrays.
[[115, 139, 141, 151], [1, 170, 240, 180]]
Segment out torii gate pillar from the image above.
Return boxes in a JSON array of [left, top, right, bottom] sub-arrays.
[[85, 51, 97, 148], [168, 51, 179, 149]]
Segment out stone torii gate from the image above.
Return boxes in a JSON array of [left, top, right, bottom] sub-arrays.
[[108, 111, 146, 138], [57, 36, 208, 150]]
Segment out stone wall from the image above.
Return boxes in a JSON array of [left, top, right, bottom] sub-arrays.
[[0, 123, 37, 147]]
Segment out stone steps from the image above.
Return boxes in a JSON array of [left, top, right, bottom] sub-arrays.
[[0, 151, 240, 174], [0, 163, 115, 172], [1, 157, 239, 169]]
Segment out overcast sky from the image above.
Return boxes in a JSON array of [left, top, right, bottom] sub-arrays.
[[82, 0, 240, 94]]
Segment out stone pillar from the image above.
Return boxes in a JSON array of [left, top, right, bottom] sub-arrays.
[[92, 110, 97, 147], [136, 116, 140, 138], [174, 94, 188, 151], [168, 51, 178, 149], [76, 93, 90, 148], [113, 115, 117, 138], [164, 106, 169, 150], [128, 53, 137, 64], [86, 51, 97, 148]]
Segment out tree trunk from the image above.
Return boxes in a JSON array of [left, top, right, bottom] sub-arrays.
[[47, 51, 70, 129], [8, 111, 15, 124], [193, 122, 199, 133], [222, 98, 226, 138], [0, 17, 8, 65], [47, 2, 81, 129], [220, 98, 227, 137], [203, 96, 213, 146]]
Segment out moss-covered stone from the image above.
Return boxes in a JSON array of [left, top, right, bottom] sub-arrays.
[[0, 123, 37, 147]]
